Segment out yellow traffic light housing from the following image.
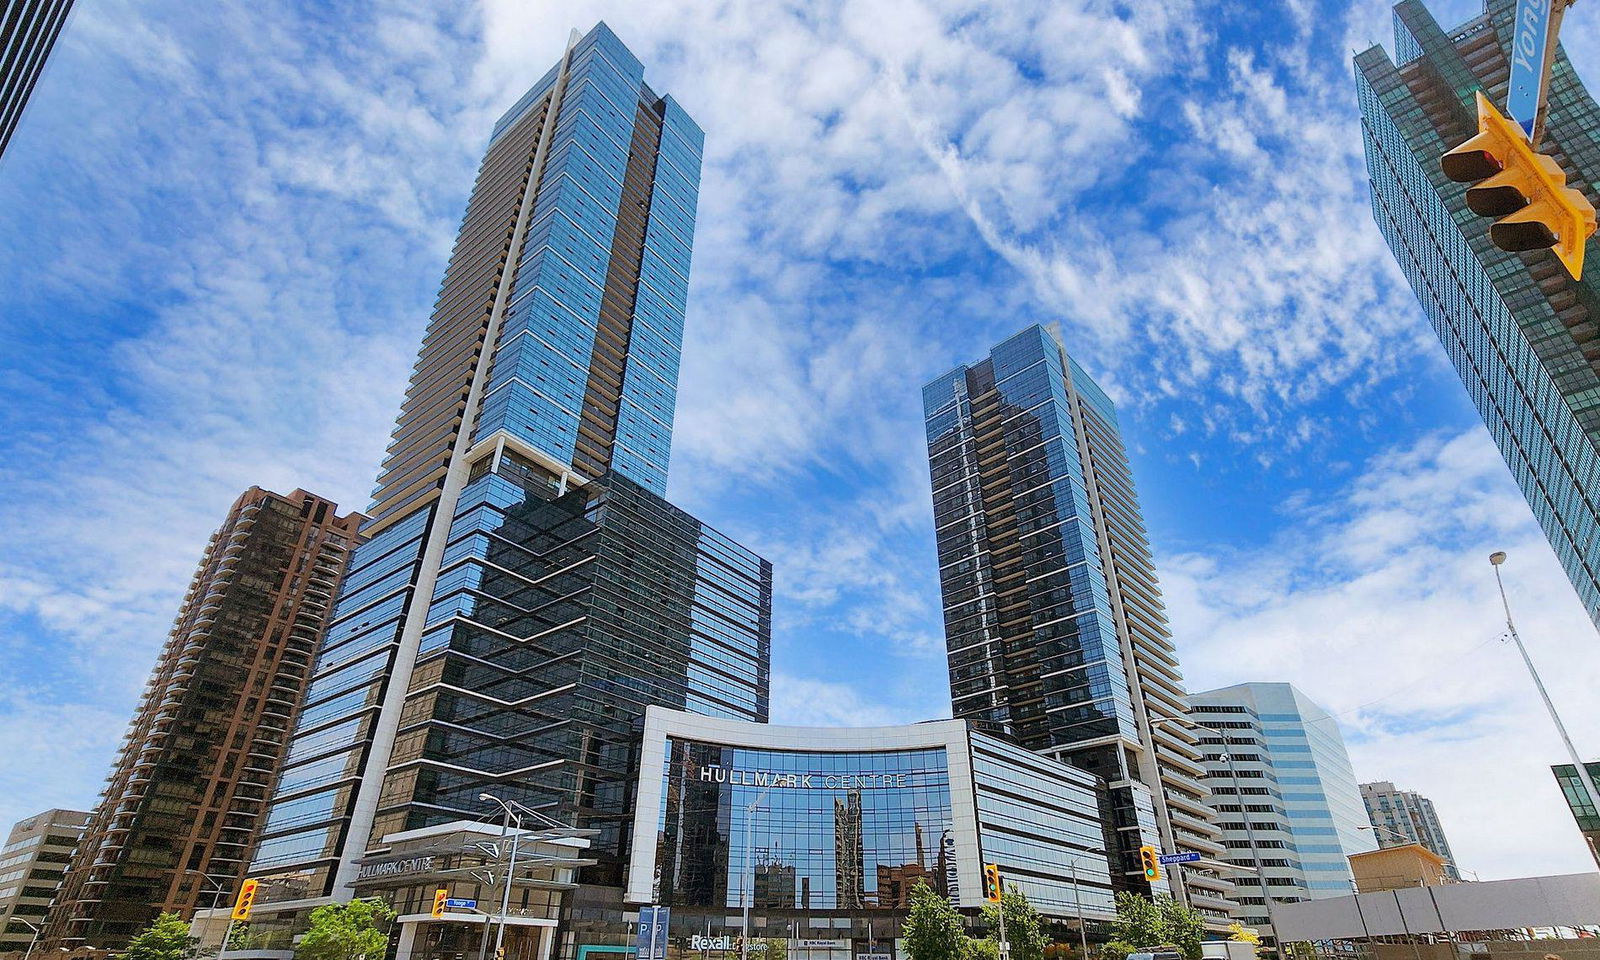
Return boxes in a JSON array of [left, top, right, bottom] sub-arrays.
[[432, 889, 448, 919], [982, 863, 1002, 902], [1441, 91, 1596, 279], [1138, 846, 1161, 882], [230, 879, 259, 922]]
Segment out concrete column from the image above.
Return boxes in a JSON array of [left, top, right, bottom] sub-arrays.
[[394, 921, 420, 960]]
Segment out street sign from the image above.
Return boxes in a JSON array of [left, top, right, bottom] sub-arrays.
[[444, 898, 477, 909], [636, 905, 670, 960], [1157, 852, 1201, 865], [1507, 0, 1554, 140]]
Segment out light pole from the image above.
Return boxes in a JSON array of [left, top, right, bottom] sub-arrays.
[[1488, 551, 1600, 868], [10, 917, 40, 960], [480, 793, 524, 960], [192, 874, 230, 957], [1359, 824, 1412, 848], [741, 786, 775, 960], [1151, 717, 1278, 956], [1067, 858, 1090, 960]]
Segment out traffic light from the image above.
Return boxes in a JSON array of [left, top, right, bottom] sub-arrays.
[[230, 879, 258, 921], [1441, 90, 1596, 279], [432, 889, 448, 919], [982, 863, 1002, 902], [1138, 846, 1161, 882]]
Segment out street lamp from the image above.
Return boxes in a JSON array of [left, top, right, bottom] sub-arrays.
[[9, 917, 41, 960], [1065, 856, 1091, 960], [1488, 551, 1600, 868], [480, 793, 523, 960], [741, 786, 775, 960], [1150, 717, 1278, 954]]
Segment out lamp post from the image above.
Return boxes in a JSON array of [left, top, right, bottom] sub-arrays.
[[1488, 551, 1600, 868], [741, 786, 775, 960], [1359, 824, 1412, 848], [192, 873, 230, 957], [1151, 717, 1278, 955], [1067, 858, 1090, 960], [10, 917, 41, 960], [480, 793, 524, 960]]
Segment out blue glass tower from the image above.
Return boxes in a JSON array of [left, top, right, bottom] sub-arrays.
[[1190, 683, 1377, 943], [1357, 0, 1600, 623], [922, 326, 1235, 923], [240, 24, 772, 948]]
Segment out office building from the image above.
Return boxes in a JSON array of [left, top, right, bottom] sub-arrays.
[[1359, 781, 1460, 879], [624, 707, 1116, 958], [921, 325, 1234, 922], [236, 24, 774, 960], [0, 0, 75, 161], [1189, 684, 1377, 943], [0, 809, 89, 951], [42, 487, 361, 949], [1356, 0, 1600, 623], [1551, 760, 1600, 867]]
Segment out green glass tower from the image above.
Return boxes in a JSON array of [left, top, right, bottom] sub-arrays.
[[1356, 0, 1600, 623]]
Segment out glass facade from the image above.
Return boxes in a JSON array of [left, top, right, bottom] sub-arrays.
[[480, 25, 701, 497], [1551, 761, 1600, 868], [631, 710, 1114, 960], [245, 25, 749, 951], [921, 326, 1232, 919], [1190, 685, 1376, 942], [0, 0, 75, 161], [654, 741, 954, 912], [1356, 0, 1600, 625], [252, 460, 771, 904]]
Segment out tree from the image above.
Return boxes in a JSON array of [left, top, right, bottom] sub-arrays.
[[902, 881, 967, 960], [122, 913, 197, 960], [1108, 893, 1163, 951], [1227, 923, 1261, 947], [294, 898, 395, 960], [979, 888, 1048, 960], [963, 939, 1000, 960], [1107, 893, 1205, 960], [1154, 897, 1204, 960]]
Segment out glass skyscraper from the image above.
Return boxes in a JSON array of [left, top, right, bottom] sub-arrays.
[[0, 0, 76, 161], [1190, 684, 1377, 944], [921, 325, 1235, 923], [1356, 0, 1600, 623], [1551, 760, 1600, 867], [242, 23, 773, 953]]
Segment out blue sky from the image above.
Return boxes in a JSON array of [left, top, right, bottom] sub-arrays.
[[3, 0, 1599, 881]]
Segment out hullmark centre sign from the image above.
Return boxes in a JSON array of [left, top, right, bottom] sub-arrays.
[[694, 765, 913, 790]]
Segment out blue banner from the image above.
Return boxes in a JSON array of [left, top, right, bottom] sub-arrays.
[[1507, 0, 1553, 139], [636, 906, 670, 960]]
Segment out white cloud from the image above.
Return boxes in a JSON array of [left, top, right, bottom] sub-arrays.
[[769, 673, 924, 728], [1165, 427, 1600, 880], [3, 0, 1599, 894]]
